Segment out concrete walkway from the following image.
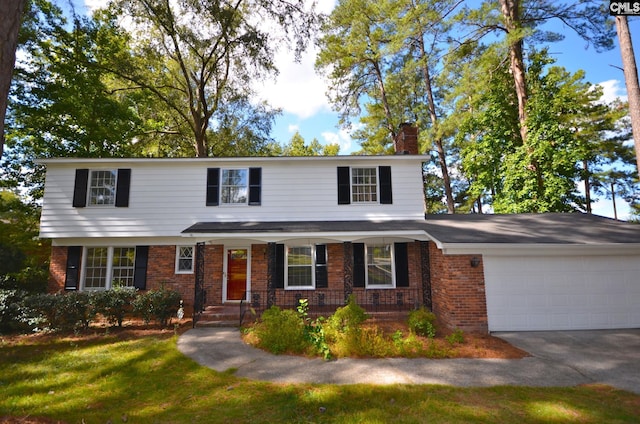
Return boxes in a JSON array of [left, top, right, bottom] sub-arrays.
[[177, 328, 640, 393]]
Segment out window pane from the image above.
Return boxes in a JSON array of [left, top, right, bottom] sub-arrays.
[[352, 168, 377, 203], [221, 169, 248, 204], [112, 247, 136, 287], [85, 247, 108, 289], [178, 246, 194, 272], [89, 170, 116, 206], [367, 244, 393, 286], [288, 267, 313, 287], [287, 246, 313, 287]]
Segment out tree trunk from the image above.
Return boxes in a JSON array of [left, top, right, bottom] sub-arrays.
[[616, 16, 640, 178], [583, 160, 592, 214], [499, 0, 528, 146], [418, 38, 455, 214], [0, 0, 26, 159]]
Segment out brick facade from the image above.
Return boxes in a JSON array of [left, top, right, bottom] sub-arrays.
[[428, 242, 488, 333], [48, 246, 69, 292], [250, 244, 268, 292], [47, 240, 491, 333]]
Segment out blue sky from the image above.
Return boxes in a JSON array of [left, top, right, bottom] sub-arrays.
[[73, 1, 639, 218]]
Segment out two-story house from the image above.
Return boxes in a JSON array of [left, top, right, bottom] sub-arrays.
[[39, 125, 640, 333]]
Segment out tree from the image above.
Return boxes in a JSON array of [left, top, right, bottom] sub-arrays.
[[456, 0, 615, 148], [615, 16, 640, 178], [315, 0, 397, 140], [317, 0, 460, 212], [281, 131, 339, 156], [0, 0, 26, 158], [3, 7, 141, 198], [98, 0, 317, 157], [0, 191, 49, 292]]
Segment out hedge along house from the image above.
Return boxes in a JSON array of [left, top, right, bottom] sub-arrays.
[[39, 124, 640, 333]]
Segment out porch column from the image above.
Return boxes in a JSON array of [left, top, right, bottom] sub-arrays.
[[193, 242, 206, 327], [343, 241, 353, 302], [420, 241, 433, 310], [266, 242, 276, 308]]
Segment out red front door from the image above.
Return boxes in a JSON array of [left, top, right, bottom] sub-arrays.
[[226, 249, 248, 301]]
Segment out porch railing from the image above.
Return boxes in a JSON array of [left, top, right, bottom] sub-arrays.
[[240, 288, 421, 325]]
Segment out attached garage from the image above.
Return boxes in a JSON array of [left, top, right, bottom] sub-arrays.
[[484, 254, 640, 331], [423, 213, 640, 332]]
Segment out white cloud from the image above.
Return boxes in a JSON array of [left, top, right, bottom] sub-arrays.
[[80, 0, 103, 13], [288, 124, 300, 133], [256, 46, 332, 119], [597, 79, 627, 104], [253, 0, 336, 119], [322, 127, 353, 153]]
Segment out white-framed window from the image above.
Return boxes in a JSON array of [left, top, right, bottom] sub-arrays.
[[88, 170, 117, 206], [366, 244, 394, 287], [176, 246, 194, 274], [221, 168, 248, 205], [82, 246, 136, 290], [286, 245, 314, 289], [351, 167, 378, 203]]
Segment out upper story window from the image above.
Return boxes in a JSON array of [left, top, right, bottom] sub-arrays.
[[176, 246, 194, 273], [206, 167, 261, 206], [221, 169, 248, 205], [337, 166, 392, 205], [73, 168, 131, 208], [351, 167, 377, 203], [89, 170, 117, 206]]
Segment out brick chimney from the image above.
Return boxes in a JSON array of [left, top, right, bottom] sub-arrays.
[[394, 123, 419, 155]]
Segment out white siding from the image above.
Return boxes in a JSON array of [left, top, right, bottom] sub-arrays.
[[40, 157, 426, 239]]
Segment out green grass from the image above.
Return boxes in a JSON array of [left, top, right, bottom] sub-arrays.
[[1, 333, 639, 423]]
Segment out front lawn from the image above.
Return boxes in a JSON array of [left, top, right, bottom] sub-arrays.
[[1, 325, 639, 423]]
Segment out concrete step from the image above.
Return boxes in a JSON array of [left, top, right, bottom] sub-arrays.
[[195, 305, 242, 328]]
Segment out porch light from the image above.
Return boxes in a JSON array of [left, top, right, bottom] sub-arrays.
[[470, 257, 481, 268]]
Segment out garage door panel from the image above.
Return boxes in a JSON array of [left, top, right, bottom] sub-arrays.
[[485, 255, 640, 331]]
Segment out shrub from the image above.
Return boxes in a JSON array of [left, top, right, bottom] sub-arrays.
[[0, 289, 35, 333], [93, 285, 137, 327], [325, 294, 368, 335], [446, 329, 465, 345], [408, 307, 437, 338], [133, 286, 182, 327], [297, 299, 331, 360], [27, 291, 95, 331], [251, 306, 308, 355]]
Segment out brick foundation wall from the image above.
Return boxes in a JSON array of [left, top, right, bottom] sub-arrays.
[[429, 242, 488, 333], [48, 246, 68, 292]]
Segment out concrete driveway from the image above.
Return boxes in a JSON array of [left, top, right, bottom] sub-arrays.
[[496, 329, 640, 394], [178, 328, 640, 393]]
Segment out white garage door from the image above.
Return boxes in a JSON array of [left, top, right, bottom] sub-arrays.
[[484, 255, 640, 331]]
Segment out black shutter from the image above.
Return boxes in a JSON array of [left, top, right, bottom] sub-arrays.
[[315, 244, 328, 289], [337, 167, 351, 205], [275, 244, 285, 289], [248, 167, 262, 205], [64, 246, 82, 290], [115, 169, 131, 207], [134, 246, 149, 290], [394, 243, 409, 287], [379, 166, 392, 204], [206, 168, 220, 206], [72, 169, 89, 207], [353, 243, 365, 288]]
